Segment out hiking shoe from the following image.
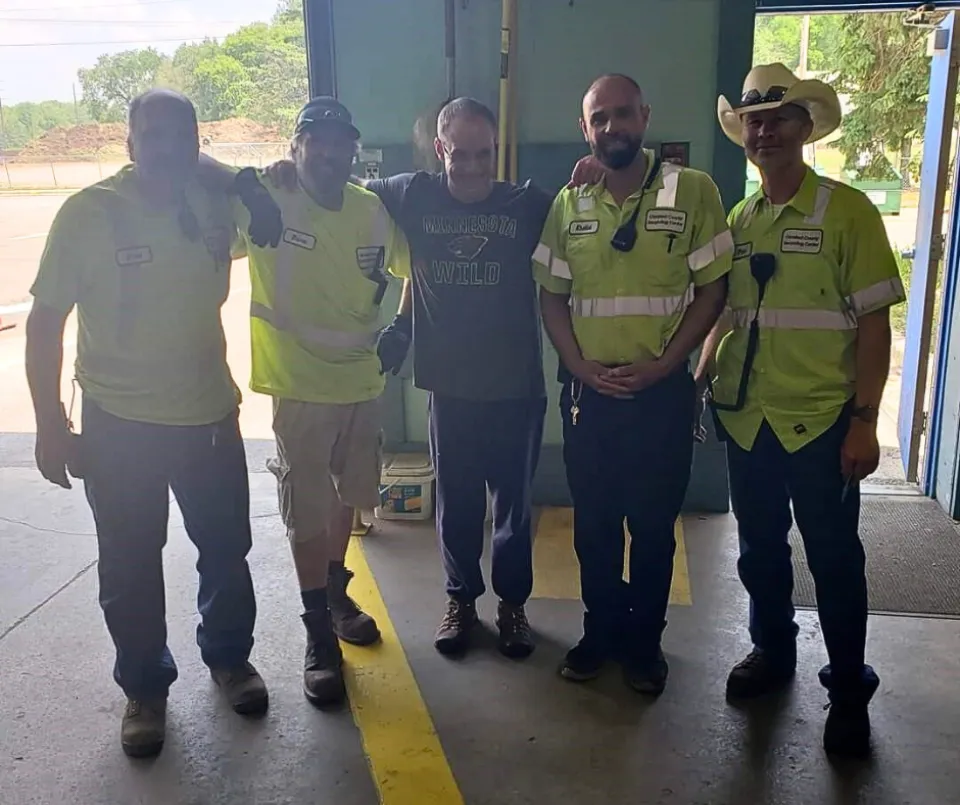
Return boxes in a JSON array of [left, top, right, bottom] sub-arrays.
[[434, 598, 478, 656], [624, 649, 669, 696], [329, 565, 381, 646], [211, 661, 269, 716], [726, 649, 796, 700], [496, 601, 534, 659], [302, 609, 346, 708], [120, 698, 167, 759], [560, 634, 607, 682]]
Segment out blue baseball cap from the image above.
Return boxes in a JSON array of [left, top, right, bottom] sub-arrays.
[[294, 96, 361, 140]]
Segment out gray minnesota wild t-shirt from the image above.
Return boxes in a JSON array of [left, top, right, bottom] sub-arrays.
[[366, 172, 552, 401]]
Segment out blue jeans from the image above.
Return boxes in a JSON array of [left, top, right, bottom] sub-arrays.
[[724, 414, 875, 697], [428, 394, 546, 607], [81, 400, 257, 700]]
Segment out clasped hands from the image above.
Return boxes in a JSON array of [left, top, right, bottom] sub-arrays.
[[573, 357, 669, 396]]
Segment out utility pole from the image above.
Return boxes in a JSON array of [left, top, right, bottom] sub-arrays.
[[798, 14, 811, 78], [72, 83, 80, 125]]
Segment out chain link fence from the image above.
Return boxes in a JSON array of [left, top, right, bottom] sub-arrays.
[[0, 142, 290, 191]]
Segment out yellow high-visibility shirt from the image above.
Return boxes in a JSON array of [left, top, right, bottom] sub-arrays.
[[30, 164, 241, 426], [713, 167, 906, 452], [235, 178, 411, 404], [533, 149, 734, 365]]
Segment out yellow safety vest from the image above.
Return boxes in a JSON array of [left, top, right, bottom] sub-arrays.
[[239, 182, 409, 405]]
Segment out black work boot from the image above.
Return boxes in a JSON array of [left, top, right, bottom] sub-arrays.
[[120, 698, 167, 759], [560, 632, 608, 682], [623, 648, 669, 696], [434, 597, 478, 656], [496, 601, 534, 659], [328, 565, 381, 646], [301, 609, 346, 708], [726, 648, 796, 700], [820, 664, 880, 759], [211, 661, 269, 716]]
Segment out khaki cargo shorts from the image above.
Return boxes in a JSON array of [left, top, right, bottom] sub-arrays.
[[268, 397, 383, 543]]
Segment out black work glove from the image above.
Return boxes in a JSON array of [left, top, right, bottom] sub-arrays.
[[235, 167, 283, 248], [377, 313, 412, 375]]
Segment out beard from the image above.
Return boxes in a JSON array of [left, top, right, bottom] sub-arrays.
[[593, 133, 644, 170]]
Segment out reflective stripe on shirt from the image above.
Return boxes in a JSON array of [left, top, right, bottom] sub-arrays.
[[848, 277, 906, 316], [688, 229, 734, 272], [729, 306, 859, 330], [572, 286, 694, 318]]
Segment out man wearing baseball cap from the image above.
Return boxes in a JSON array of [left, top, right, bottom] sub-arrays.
[[226, 96, 410, 707], [695, 64, 905, 757]]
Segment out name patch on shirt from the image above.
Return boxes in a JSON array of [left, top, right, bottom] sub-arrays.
[[645, 209, 688, 234], [569, 220, 600, 236], [781, 228, 823, 254], [356, 246, 386, 271], [283, 228, 317, 251], [115, 246, 153, 267], [733, 242, 753, 261]]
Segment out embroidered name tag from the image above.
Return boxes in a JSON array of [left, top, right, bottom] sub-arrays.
[[283, 228, 317, 250], [356, 246, 385, 271], [781, 228, 823, 254], [733, 242, 753, 261], [569, 220, 600, 236], [115, 246, 152, 267], [645, 209, 688, 234]]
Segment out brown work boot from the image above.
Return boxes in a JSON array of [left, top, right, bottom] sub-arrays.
[[211, 661, 269, 716], [434, 597, 478, 656], [328, 565, 381, 646], [302, 609, 346, 708], [120, 697, 167, 759], [496, 601, 534, 659]]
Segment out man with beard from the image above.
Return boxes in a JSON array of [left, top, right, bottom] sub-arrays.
[[695, 64, 904, 758], [232, 97, 410, 707], [534, 74, 733, 694], [265, 97, 552, 660], [25, 89, 280, 757]]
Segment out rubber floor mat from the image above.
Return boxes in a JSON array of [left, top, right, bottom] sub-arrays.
[[789, 496, 960, 617]]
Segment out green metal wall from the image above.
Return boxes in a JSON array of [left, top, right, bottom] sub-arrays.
[[329, 0, 755, 512]]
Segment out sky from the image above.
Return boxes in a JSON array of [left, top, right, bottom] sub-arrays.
[[0, 0, 281, 105]]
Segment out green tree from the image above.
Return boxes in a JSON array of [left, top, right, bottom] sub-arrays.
[[78, 48, 167, 122], [0, 100, 91, 149], [834, 14, 930, 184]]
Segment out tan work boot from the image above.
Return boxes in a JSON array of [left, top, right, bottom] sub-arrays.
[[302, 608, 346, 708], [120, 698, 167, 759], [211, 661, 269, 716], [328, 565, 381, 646]]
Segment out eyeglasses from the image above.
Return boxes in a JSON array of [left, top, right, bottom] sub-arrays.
[[740, 85, 788, 107]]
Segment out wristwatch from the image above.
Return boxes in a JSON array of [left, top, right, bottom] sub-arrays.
[[852, 404, 878, 424]]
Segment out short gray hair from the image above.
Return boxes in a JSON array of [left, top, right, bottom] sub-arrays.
[[437, 97, 497, 140]]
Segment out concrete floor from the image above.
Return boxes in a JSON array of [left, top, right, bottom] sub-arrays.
[[2, 435, 960, 805]]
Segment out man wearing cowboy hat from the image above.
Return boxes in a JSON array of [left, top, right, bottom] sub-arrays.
[[696, 63, 905, 758]]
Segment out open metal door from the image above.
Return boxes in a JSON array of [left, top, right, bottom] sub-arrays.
[[898, 11, 960, 485]]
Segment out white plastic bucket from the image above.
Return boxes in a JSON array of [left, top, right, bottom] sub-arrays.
[[375, 454, 435, 521]]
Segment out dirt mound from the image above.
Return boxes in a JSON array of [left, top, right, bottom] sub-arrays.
[[16, 118, 284, 161]]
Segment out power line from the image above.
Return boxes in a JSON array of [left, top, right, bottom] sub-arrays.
[[0, 37, 230, 48], [0, 18, 245, 26], [0, 0, 187, 13]]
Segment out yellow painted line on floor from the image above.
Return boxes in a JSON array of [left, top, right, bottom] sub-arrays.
[[343, 537, 464, 805], [531, 507, 692, 605]]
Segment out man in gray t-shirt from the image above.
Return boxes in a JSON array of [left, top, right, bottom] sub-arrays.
[[375, 98, 552, 660]]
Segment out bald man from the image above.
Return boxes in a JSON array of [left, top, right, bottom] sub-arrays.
[[26, 89, 281, 758], [535, 74, 733, 693]]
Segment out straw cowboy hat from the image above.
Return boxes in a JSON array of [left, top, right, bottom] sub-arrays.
[[717, 62, 842, 147]]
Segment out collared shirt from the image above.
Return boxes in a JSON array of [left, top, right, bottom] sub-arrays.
[[30, 165, 241, 426], [533, 149, 734, 365], [713, 166, 906, 452], [234, 179, 410, 405]]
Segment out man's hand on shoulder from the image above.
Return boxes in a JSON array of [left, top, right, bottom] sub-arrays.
[[235, 168, 283, 248], [263, 159, 299, 193], [377, 313, 413, 375]]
